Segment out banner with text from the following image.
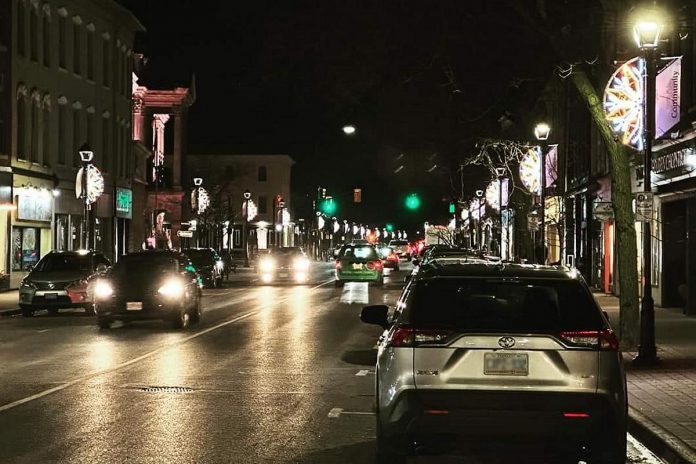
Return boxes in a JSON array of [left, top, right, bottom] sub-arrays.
[[655, 57, 681, 139]]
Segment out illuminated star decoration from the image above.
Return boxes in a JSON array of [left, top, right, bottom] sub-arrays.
[[469, 199, 484, 220], [603, 57, 645, 151], [519, 148, 541, 195], [485, 179, 508, 211], [85, 165, 105, 205]]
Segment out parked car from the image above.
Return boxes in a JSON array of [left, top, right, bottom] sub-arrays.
[[93, 250, 202, 329], [183, 247, 223, 288], [334, 243, 384, 287], [388, 239, 411, 260], [19, 250, 111, 317], [377, 246, 400, 271], [257, 247, 311, 284], [361, 262, 627, 463]]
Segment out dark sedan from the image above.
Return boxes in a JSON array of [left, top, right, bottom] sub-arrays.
[[183, 248, 224, 288], [93, 251, 202, 329], [257, 247, 311, 284]]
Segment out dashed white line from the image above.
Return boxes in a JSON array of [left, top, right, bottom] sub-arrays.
[[355, 369, 373, 376], [328, 407, 343, 418]]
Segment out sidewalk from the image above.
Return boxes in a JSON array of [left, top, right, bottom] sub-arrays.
[[0, 290, 20, 316], [595, 292, 696, 464]]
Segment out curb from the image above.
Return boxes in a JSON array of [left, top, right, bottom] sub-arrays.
[[628, 406, 696, 464], [0, 308, 21, 317]]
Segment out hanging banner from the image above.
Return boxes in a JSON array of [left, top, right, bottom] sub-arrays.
[[603, 57, 644, 151], [655, 57, 681, 139], [546, 145, 558, 188]]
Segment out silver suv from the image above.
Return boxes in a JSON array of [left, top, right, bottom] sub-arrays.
[[361, 263, 627, 463]]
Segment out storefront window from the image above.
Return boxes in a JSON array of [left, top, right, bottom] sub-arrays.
[[652, 214, 661, 287], [71, 216, 82, 251], [55, 214, 69, 251], [12, 227, 40, 271]]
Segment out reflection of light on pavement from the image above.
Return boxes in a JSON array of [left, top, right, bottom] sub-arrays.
[[89, 338, 115, 370], [156, 347, 184, 385], [339, 282, 369, 304], [290, 286, 308, 332]]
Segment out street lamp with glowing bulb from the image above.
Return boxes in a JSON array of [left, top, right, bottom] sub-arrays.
[[534, 122, 550, 264]]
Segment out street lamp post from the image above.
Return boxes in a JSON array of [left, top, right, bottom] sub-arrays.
[[79, 144, 93, 250], [633, 18, 662, 365], [243, 189, 251, 268], [476, 189, 484, 250], [496, 167, 506, 259], [534, 123, 551, 264]]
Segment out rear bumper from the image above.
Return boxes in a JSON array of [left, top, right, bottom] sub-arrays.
[[19, 289, 92, 309], [335, 271, 381, 282], [380, 389, 625, 453]]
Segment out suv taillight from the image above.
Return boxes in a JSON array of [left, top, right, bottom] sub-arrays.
[[559, 329, 619, 351], [335, 260, 342, 270], [386, 327, 453, 347], [366, 260, 383, 270]]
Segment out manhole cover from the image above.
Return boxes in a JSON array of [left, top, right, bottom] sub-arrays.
[[139, 386, 194, 393]]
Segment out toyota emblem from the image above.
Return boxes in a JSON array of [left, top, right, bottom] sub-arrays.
[[48, 283, 55, 289], [498, 336, 515, 349]]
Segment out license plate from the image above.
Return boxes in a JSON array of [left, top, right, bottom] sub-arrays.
[[126, 302, 143, 311], [484, 352, 528, 376], [352, 263, 363, 270], [44, 293, 57, 300], [279, 272, 289, 278]]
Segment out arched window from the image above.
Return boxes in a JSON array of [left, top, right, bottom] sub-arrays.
[[57, 9, 67, 68], [16, 86, 28, 159], [30, 91, 40, 163], [86, 25, 95, 80], [101, 112, 110, 172], [258, 166, 267, 182], [42, 5, 51, 67], [30, 3, 38, 61], [102, 34, 110, 87], [57, 96, 67, 164], [72, 17, 81, 75], [42, 95, 51, 166], [72, 102, 82, 167], [17, 0, 26, 56]]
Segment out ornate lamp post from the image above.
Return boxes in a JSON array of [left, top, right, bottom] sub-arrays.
[[243, 189, 251, 267], [534, 122, 551, 264], [633, 17, 663, 365], [475, 189, 484, 250]]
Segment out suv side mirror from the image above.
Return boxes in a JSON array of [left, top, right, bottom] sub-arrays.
[[95, 263, 108, 274], [360, 305, 390, 329]]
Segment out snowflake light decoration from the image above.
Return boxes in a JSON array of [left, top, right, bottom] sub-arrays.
[[519, 148, 541, 195], [485, 179, 509, 211], [603, 57, 645, 151]]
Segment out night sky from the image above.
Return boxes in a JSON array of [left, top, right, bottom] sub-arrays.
[[118, 0, 562, 229]]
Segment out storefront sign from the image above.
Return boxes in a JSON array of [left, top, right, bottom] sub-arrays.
[[115, 188, 133, 219], [593, 202, 614, 222], [177, 230, 193, 238], [16, 188, 52, 222], [653, 147, 693, 174], [655, 57, 681, 139], [527, 213, 539, 232], [635, 192, 653, 223]]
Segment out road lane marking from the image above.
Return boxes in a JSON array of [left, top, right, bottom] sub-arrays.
[[37, 329, 50, 333], [328, 407, 343, 418], [328, 407, 374, 418], [627, 434, 666, 463], [339, 282, 369, 304], [0, 311, 257, 414], [355, 369, 373, 376]]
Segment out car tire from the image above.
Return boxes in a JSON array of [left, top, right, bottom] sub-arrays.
[[97, 317, 111, 329], [375, 276, 384, 287], [394, 264, 400, 272], [376, 419, 406, 464], [172, 310, 190, 329], [595, 427, 627, 464], [334, 280, 344, 288], [48, 308, 59, 315], [21, 309, 35, 317], [215, 276, 222, 288], [84, 305, 96, 316], [190, 294, 202, 324]]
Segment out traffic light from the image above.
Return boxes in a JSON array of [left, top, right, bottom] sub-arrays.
[[404, 193, 421, 210], [320, 196, 337, 215], [449, 202, 455, 214], [386, 223, 394, 232]]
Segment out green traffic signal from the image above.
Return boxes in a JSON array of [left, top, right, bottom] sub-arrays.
[[405, 193, 421, 210], [386, 223, 394, 232], [449, 202, 455, 214], [320, 197, 337, 215]]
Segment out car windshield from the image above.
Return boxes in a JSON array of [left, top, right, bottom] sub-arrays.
[[341, 245, 378, 260], [34, 254, 91, 272], [271, 248, 303, 257], [110, 254, 178, 278], [410, 278, 603, 333], [185, 249, 214, 265]]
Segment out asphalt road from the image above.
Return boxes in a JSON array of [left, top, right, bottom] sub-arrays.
[[0, 262, 664, 463]]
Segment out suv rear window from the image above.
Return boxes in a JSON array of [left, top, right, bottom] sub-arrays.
[[340, 246, 378, 260], [410, 278, 603, 332]]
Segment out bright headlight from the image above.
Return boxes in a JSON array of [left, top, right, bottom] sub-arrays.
[[259, 258, 275, 272], [94, 280, 114, 299], [158, 278, 185, 298], [216, 259, 224, 271], [293, 257, 310, 271]]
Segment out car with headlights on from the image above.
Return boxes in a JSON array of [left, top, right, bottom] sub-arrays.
[[378, 246, 400, 271], [361, 262, 627, 463], [334, 243, 383, 287], [257, 247, 311, 284], [388, 239, 411, 260], [93, 251, 202, 329], [19, 250, 111, 317], [183, 247, 224, 288]]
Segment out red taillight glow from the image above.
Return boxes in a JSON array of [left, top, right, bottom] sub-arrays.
[[425, 409, 449, 415], [335, 260, 342, 270], [559, 329, 619, 351], [387, 254, 399, 262], [386, 327, 453, 347], [366, 260, 383, 270], [563, 412, 590, 418]]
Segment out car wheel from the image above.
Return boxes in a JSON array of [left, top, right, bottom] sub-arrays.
[[21, 309, 35, 317], [84, 305, 96, 316], [334, 280, 344, 288], [215, 276, 222, 288], [97, 317, 111, 329], [190, 294, 202, 324], [595, 427, 627, 464], [374, 276, 384, 287], [376, 418, 406, 464], [48, 308, 59, 315], [172, 310, 190, 329], [394, 264, 400, 271]]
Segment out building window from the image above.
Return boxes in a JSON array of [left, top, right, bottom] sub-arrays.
[[17, 0, 26, 56], [42, 9, 50, 67], [258, 166, 267, 182], [86, 109, 95, 151], [16, 94, 27, 159], [58, 15, 66, 68], [102, 37, 110, 87], [30, 97, 39, 163], [72, 106, 81, 167], [101, 115, 110, 172], [258, 196, 268, 214], [42, 104, 50, 166], [72, 20, 81, 75], [58, 102, 67, 164], [86, 30, 94, 80], [30, 4, 38, 61]]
